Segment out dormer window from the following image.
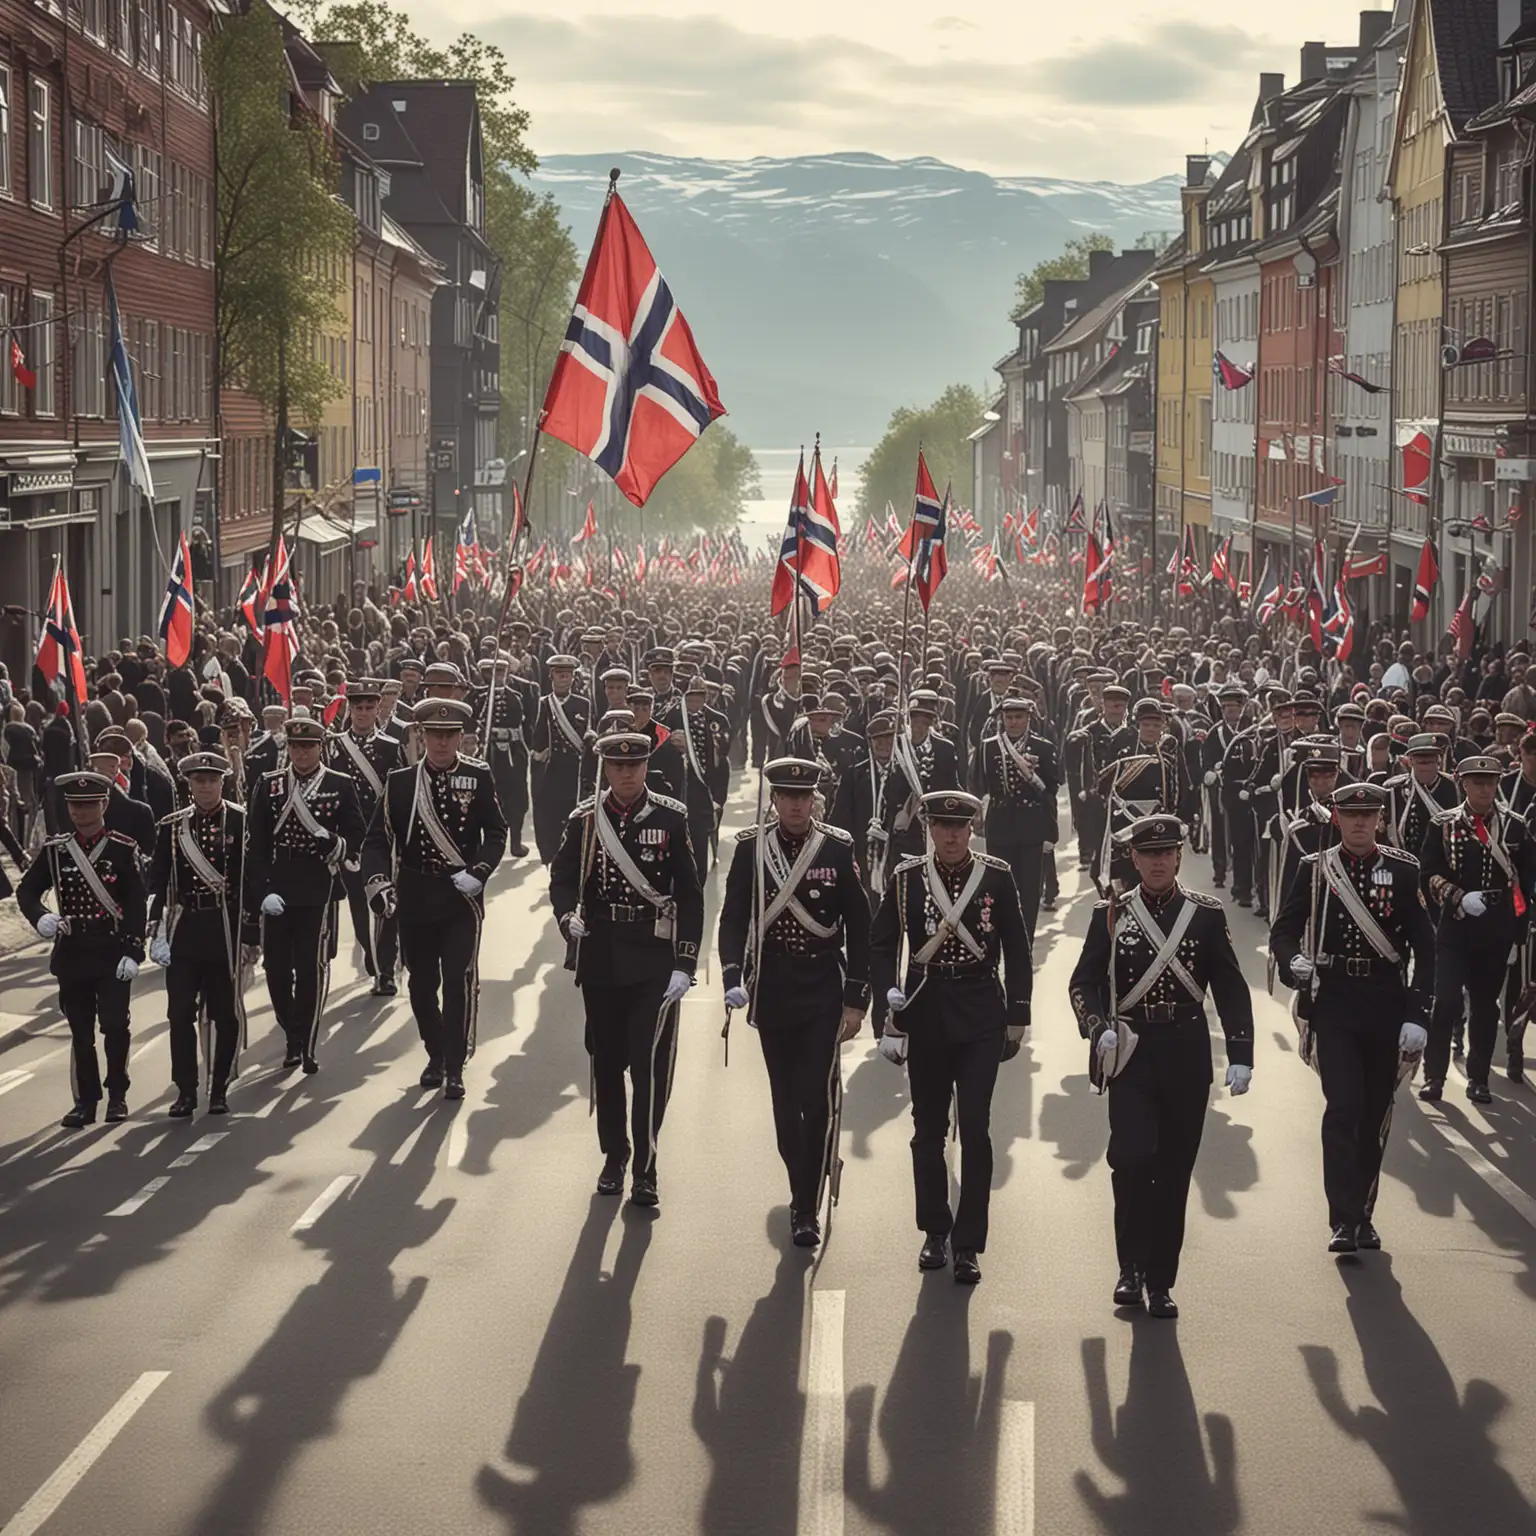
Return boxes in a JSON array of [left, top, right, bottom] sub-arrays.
[[363, 121, 379, 141]]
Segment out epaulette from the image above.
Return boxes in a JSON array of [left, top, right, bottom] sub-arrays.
[[1377, 843, 1420, 865], [1181, 886, 1222, 908], [649, 791, 687, 816], [893, 853, 926, 874], [567, 797, 596, 820], [1382, 772, 1409, 789], [108, 830, 138, 848], [459, 753, 490, 769], [156, 806, 194, 827], [735, 825, 760, 844], [976, 851, 1010, 871], [1430, 807, 1460, 825], [814, 821, 853, 845]]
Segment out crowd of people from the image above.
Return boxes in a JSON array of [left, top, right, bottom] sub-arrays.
[[4, 544, 1536, 1315]]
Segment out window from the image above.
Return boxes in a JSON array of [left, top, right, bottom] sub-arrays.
[[31, 292, 57, 416], [135, 0, 162, 77], [73, 117, 104, 209], [135, 144, 161, 250], [1450, 159, 1483, 226], [75, 0, 107, 43], [1494, 148, 1522, 212], [29, 77, 54, 211], [363, 121, 379, 141], [0, 64, 12, 199], [71, 307, 107, 418], [132, 316, 161, 420], [0, 285, 17, 414]]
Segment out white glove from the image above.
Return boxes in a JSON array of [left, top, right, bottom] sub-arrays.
[[1238, 788, 1250, 802], [261, 893, 286, 918], [451, 870, 484, 897], [663, 969, 692, 1005], [1461, 890, 1487, 918], [1006, 1023, 1028, 1044], [1289, 955, 1314, 984], [1077, 790, 1088, 803], [725, 986, 750, 1009], [1270, 773, 1282, 791], [1226, 1063, 1252, 1095], [1399, 1023, 1429, 1054], [1203, 770, 1217, 786], [878, 1030, 909, 1065], [344, 856, 361, 874], [887, 986, 908, 1013], [35, 912, 60, 940], [1096, 1029, 1119, 1065], [565, 913, 588, 940], [115, 957, 140, 982], [149, 937, 172, 968]]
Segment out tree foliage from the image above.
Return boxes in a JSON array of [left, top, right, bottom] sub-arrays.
[[1009, 232, 1115, 322], [208, 0, 352, 425], [637, 422, 761, 534], [856, 384, 983, 522]]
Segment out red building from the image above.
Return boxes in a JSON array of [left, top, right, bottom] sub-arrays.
[[0, 0, 217, 676]]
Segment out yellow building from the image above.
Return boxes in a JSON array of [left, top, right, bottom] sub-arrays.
[[1153, 155, 1217, 572]]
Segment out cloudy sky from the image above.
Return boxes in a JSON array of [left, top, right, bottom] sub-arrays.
[[436, 0, 1397, 181]]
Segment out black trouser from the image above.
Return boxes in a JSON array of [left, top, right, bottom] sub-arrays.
[[758, 1011, 842, 1213], [685, 787, 715, 882], [1505, 946, 1531, 1062], [1427, 935, 1512, 1087], [990, 837, 1043, 943], [59, 974, 132, 1104], [492, 752, 529, 848], [1221, 791, 1253, 901], [907, 1027, 1004, 1251], [1106, 1018, 1211, 1290], [400, 902, 482, 1072], [1041, 844, 1059, 905], [262, 903, 330, 1057], [533, 762, 580, 864], [1077, 793, 1105, 867], [1207, 790, 1227, 882], [584, 977, 677, 1180], [166, 927, 241, 1093], [1252, 817, 1271, 911], [342, 864, 398, 981], [1313, 1009, 1400, 1228]]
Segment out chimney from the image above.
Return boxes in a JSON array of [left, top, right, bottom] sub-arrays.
[[1300, 40, 1328, 83], [1359, 10, 1391, 51], [1186, 153, 1212, 187], [1088, 248, 1114, 281], [1259, 71, 1286, 102]]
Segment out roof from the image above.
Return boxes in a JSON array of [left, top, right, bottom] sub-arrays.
[[1044, 273, 1155, 355], [1428, 0, 1500, 134]]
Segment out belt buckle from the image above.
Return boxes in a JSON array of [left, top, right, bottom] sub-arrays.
[[1346, 957, 1371, 977], [1145, 1002, 1176, 1023]]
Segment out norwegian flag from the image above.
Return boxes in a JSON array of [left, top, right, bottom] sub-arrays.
[[897, 454, 948, 613], [572, 501, 598, 544], [1170, 524, 1198, 595], [1021, 505, 1040, 548], [157, 531, 195, 667], [392, 550, 418, 607], [1322, 577, 1355, 661], [884, 503, 903, 541], [770, 449, 840, 616], [1344, 548, 1387, 580], [1237, 550, 1254, 605], [324, 679, 348, 728], [10, 331, 36, 391], [36, 564, 90, 707], [634, 542, 648, 584], [508, 482, 526, 549], [1306, 540, 1329, 649], [525, 541, 547, 578], [1210, 533, 1234, 591], [1410, 538, 1438, 622], [864, 515, 882, 549], [1064, 491, 1087, 532], [1213, 350, 1254, 390], [261, 580, 299, 703], [453, 507, 479, 593], [1253, 557, 1283, 625], [1402, 429, 1433, 505], [1082, 532, 1108, 614], [539, 188, 725, 506], [419, 538, 439, 601], [238, 564, 263, 639], [1448, 587, 1475, 659]]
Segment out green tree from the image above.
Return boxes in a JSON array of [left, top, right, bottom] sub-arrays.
[[856, 384, 983, 522], [635, 421, 761, 534], [208, 0, 353, 562], [1009, 232, 1115, 322]]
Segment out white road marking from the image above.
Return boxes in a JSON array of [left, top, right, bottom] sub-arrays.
[[0, 1072, 35, 1099], [105, 1178, 170, 1217], [390, 1120, 430, 1166], [0, 1068, 30, 1087], [994, 1400, 1035, 1536], [798, 1288, 844, 1536], [0, 1371, 170, 1536], [185, 1134, 227, 1154], [290, 1175, 356, 1233], [1425, 1113, 1536, 1229], [412, 1090, 436, 1110], [444, 1113, 468, 1170], [137, 1132, 170, 1158]]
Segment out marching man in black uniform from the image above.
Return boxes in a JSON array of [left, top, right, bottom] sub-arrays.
[[246, 716, 366, 1073], [1383, 732, 1459, 853], [530, 655, 594, 865], [364, 699, 508, 1098], [664, 672, 732, 880], [18, 771, 148, 1127], [475, 654, 533, 858], [1417, 755, 1536, 1102], [718, 757, 870, 1248], [1271, 782, 1435, 1253], [551, 731, 704, 1209], [327, 679, 403, 996], [1068, 814, 1252, 1317], [1097, 698, 1192, 894], [871, 790, 1032, 1285], [147, 751, 257, 1116]]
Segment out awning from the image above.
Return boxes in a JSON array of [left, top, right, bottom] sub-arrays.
[[294, 512, 351, 548]]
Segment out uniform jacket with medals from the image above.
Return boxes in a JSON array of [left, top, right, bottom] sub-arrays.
[[18, 828, 147, 979], [1418, 803, 1536, 945], [550, 787, 705, 987], [364, 754, 508, 923], [875, 732, 962, 841], [661, 698, 732, 810], [531, 690, 594, 778], [246, 765, 366, 909], [148, 802, 259, 955], [718, 820, 870, 1029], [1068, 884, 1253, 1077], [327, 727, 403, 839], [474, 679, 536, 768], [870, 851, 1032, 1041], [1382, 770, 1460, 855], [971, 729, 1061, 844]]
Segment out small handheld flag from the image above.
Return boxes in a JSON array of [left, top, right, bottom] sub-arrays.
[[157, 532, 195, 667]]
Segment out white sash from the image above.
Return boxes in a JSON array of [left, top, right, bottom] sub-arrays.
[[592, 798, 672, 914], [891, 733, 926, 832], [912, 855, 987, 963], [1395, 776, 1441, 847], [273, 768, 329, 842], [760, 827, 837, 938], [335, 731, 385, 802], [407, 762, 467, 870], [63, 835, 123, 922], [997, 730, 1037, 788], [679, 705, 707, 782], [176, 810, 227, 894], [1116, 889, 1202, 1011], [547, 692, 586, 753], [1318, 846, 1401, 962]]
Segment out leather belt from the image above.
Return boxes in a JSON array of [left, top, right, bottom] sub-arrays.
[[1317, 955, 1396, 977], [919, 961, 994, 978], [590, 902, 655, 923], [181, 894, 228, 912], [1117, 1002, 1203, 1024]]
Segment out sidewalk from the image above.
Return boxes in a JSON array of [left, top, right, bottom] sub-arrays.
[[0, 898, 45, 962]]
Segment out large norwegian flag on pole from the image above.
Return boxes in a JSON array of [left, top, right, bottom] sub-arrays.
[[770, 449, 840, 616], [419, 537, 439, 601], [36, 562, 90, 708], [539, 178, 726, 506], [157, 531, 195, 667], [261, 580, 299, 704], [895, 451, 948, 612], [238, 565, 263, 639], [453, 506, 478, 594], [1410, 538, 1439, 622]]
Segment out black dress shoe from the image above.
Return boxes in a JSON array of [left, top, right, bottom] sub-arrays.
[[168, 1093, 196, 1118], [1146, 1289, 1179, 1319], [420, 1060, 445, 1089], [952, 1249, 982, 1285], [1468, 1080, 1493, 1105], [1452, 1039, 1465, 1062], [282, 1049, 303, 1070], [1213, 874, 1226, 888], [370, 977, 398, 997], [1508, 1053, 1525, 1085], [1253, 905, 1269, 921], [630, 1175, 659, 1207], [1356, 1221, 1382, 1250], [792, 1210, 821, 1248], [918, 1234, 950, 1270], [105, 1097, 128, 1123], [62, 1102, 97, 1129], [511, 843, 529, 858], [1236, 895, 1252, 907], [1113, 1267, 1145, 1307], [1418, 1080, 1443, 1103], [596, 1158, 628, 1196], [301, 1055, 319, 1076], [1329, 1223, 1359, 1254], [208, 1091, 229, 1115], [443, 1073, 465, 1101]]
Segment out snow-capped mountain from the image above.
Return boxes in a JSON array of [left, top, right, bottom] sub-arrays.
[[529, 152, 1182, 446]]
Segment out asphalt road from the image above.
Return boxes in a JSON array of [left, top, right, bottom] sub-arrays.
[[3, 774, 1536, 1535]]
